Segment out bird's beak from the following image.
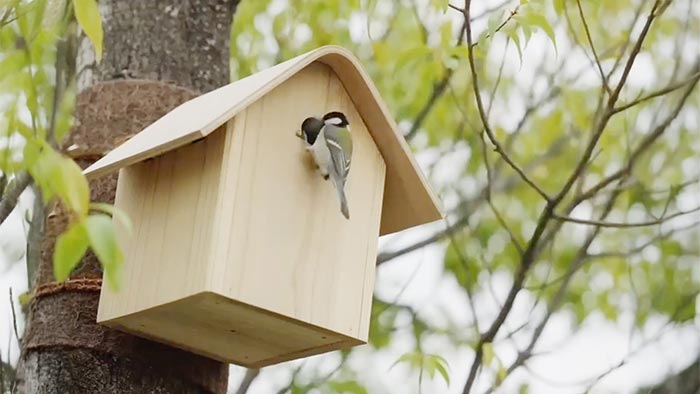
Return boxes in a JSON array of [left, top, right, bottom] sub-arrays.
[[295, 129, 304, 139]]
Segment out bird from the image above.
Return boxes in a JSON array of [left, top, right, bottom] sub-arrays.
[[297, 111, 353, 219]]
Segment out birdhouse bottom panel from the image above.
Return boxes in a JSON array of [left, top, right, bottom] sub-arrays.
[[101, 291, 363, 368]]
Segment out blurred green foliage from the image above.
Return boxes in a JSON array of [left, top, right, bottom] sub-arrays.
[[231, 0, 699, 390], [1, 0, 698, 392], [1, 0, 120, 288]]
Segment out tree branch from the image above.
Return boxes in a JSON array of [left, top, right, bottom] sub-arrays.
[[480, 131, 524, 254], [25, 185, 44, 288], [234, 368, 260, 394], [377, 133, 568, 266], [612, 70, 700, 114], [458, 1, 667, 392], [553, 205, 700, 228], [0, 171, 32, 226], [553, 0, 664, 209], [461, 3, 550, 203], [576, 0, 612, 96], [588, 220, 700, 259], [574, 63, 700, 207], [406, 1, 517, 141]]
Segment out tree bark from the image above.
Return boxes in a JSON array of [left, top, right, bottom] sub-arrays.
[[17, 1, 239, 393]]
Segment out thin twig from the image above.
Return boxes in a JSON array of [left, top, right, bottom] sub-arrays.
[[605, 1, 645, 81], [480, 131, 524, 254], [576, 0, 612, 96], [0, 171, 32, 226], [588, 220, 700, 259], [484, 47, 699, 394], [234, 368, 260, 394], [553, 205, 700, 228], [461, 3, 550, 202], [448, 3, 461, 12], [459, 1, 667, 392], [554, 0, 663, 205], [449, 0, 511, 22], [9, 288, 19, 344], [406, 2, 516, 141], [444, 215, 482, 335], [486, 39, 509, 117], [377, 133, 568, 266], [487, 178, 627, 394], [471, 6, 519, 49], [574, 63, 700, 206], [612, 70, 700, 114], [275, 363, 306, 394]]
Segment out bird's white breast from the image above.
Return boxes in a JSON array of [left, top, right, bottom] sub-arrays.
[[309, 129, 331, 176]]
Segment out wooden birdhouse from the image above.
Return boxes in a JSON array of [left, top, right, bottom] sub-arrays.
[[84, 46, 442, 368]]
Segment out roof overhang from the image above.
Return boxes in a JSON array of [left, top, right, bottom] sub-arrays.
[[84, 45, 443, 235]]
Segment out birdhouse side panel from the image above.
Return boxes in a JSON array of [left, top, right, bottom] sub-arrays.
[[207, 62, 386, 341], [97, 127, 228, 322]]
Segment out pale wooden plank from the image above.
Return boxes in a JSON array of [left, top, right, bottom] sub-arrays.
[[102, 292, 361, 367], [208, 63, 385, 339], [98, 128, 227, 322]]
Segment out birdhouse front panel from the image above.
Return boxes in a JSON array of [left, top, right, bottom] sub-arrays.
[[207, 62, 386, 341]]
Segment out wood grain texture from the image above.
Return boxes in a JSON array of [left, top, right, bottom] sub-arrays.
[[97, 128, 226, 321], [98, 65, 385, 366], [83, 45, 443, 235], [209, 63, 385, 341], [104, 292, 361, 368]]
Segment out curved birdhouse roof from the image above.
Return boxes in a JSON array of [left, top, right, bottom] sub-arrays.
[[84, 45, 442, 235]]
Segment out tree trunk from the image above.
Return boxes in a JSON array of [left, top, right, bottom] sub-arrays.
[[16, 1, 239, 393]]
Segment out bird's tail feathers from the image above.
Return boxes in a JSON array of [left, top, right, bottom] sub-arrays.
[[330, 170, 350, 219], [339, 189, 350, 219]]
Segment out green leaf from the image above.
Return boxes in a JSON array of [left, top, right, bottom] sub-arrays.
[[85, 214, 123, 290], [328, 380, 368, 394], [482, 342, 495, 366], [90, 202, 133, 234], [506, 28, 523, 64], [496, 362, 507, 383], [73, 0, 104, 61], [430, 0, 449, 12], [521, 12, 557, 52], [53, 221, 89, 282], [53, 155, 90, 215], [26, 144, 89, 214], [391, 352, 450, 386], [0, 51, 27, 84], [553, 0, 565, 14], [440, 20, 452, 47], [432, 355, 450, 386], [487, 12, 502, 36], [390, 351, 422, 370]]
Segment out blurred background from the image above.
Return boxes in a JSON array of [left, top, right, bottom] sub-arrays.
[[1, 0, 699, 393]]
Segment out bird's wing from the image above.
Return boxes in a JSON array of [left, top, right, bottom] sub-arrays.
[[323, 124, 352, 180]]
